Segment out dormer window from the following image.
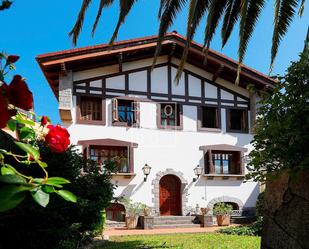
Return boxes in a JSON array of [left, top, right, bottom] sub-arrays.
[[112, 98, 139, 127]]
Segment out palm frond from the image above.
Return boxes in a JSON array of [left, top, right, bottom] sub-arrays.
[[91, 0, 115, 36], [69, 0, 92, 46], [236, 0, 265, 84], [221, 0, 241, 48], [298, 0, 306, 16], [109, 0, 138, 44], [203, 0, 228, 64], [152, 0, 187, 68], [271, 0, 298, 71], [158, 0, 169, 19], [175, 0, 209, 82]]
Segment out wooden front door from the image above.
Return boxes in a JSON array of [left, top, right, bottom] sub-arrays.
[[159, 175, 181, 216]]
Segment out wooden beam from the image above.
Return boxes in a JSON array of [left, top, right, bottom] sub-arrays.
[[168, 42, 176, 63], [118, 52, 123, 72], [212, 64, 224, 82], [60, 62, 67, 76]]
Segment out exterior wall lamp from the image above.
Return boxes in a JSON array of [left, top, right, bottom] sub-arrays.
[[142, 163, 151, 182], [193, 165, 203, 182]]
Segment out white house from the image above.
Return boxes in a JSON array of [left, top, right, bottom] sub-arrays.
[[37, 32, 275, 222]]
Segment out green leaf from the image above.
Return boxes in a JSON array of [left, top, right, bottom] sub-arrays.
[[36, 160, 47, 168], [46, 177, 71, 185], [7, 119, 16, 132], [1, 165, 16, 175], [15, 114, 35, 126], [15, 142, 40, 160], [42, 185, 55, 194], [0, 175, 26, 184], [0, 185, 30, 212], [19, 127, 35, 140], [31, 188, 50, 207], [57, 190, 77, 203]]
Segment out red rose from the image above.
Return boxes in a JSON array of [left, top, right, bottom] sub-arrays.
[[40, 116, 48, 126], [7, 75, 33, 110], [7, 55, 20, 64], [45, 125, 70, 153], [0, 94, 10, 128]]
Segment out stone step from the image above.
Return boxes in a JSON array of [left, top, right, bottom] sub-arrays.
[[105, 220, 126, 228], [230, 216, 256, 224], [154, 216, 196, 221], [153, 223, 201, 229], [154, 219, 195, 225]]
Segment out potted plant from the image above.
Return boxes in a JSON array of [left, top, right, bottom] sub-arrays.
[[121, 198, 146, 229], [213, 202, 233, 226]]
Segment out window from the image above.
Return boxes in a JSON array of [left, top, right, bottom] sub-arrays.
[[80, 97, 102, 121], [112, 98, 139, 126], [212, 151, 240, 174], [77, 96, 105, 125], [157, 103, 182, 129], [200, 144, 247, 176], [200, 106, 219, 129], [227, 109, 248, 132], [89, 146, 130, 173]]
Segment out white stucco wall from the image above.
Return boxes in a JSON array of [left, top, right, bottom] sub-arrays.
[[62, 56, 259, 214]]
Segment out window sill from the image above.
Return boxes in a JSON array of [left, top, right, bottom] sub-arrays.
[[76, 120, 105, 126], [197, 127, 221, 133], [111, 172, 136, 178], [203, 174, 245, 180], [157, 125, 183, 130], [112, 121, 139, 128], [226, 129, 249, 134]]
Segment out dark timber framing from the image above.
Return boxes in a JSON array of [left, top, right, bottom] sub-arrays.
[[73, 62, 250, 132]]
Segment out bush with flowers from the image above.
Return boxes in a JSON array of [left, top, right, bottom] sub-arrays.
[[0, 54, 115, 248], [0, 53, 76, 211]]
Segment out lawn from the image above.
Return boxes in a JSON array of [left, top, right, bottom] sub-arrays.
[[94, 233, 260, 249]]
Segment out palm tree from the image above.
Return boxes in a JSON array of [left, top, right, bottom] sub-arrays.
[[69, 0, 306, 83]]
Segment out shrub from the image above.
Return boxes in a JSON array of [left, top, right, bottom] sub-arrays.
[[213, 202, 233, 215], [0, 132, 114, 249], [219, 217, 263, 236], [255, 192, 265, 218]]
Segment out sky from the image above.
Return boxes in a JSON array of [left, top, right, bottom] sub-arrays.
[[1, 0, 308, 124]]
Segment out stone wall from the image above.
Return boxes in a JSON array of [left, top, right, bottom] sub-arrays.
[[262, 171, 309, 249]]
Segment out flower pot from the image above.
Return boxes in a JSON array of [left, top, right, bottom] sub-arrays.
[[125, 216, 138, 229], [216, 215, 230, 226], [144, 207, 151, 216]]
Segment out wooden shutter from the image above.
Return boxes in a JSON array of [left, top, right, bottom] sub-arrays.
[[112, 98, 118, 121], [132, 101, 139, 124], [206, 149, 214, 174]]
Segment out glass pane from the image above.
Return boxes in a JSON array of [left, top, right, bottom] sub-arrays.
[[222, 158, 229, 174], [202, 107, 218, 128]]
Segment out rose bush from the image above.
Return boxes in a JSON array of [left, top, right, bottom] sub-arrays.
[[0, 53, 76, 211]]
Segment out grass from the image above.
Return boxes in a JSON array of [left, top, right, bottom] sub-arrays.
[[94, 233, 260, 249]]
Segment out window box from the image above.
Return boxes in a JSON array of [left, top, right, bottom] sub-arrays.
[[112, 98, 140, 127], [226, 108, 248, 133], [76, 96, 106, 125], [197, 106, 221, 132], [157, 103, 183, 130]]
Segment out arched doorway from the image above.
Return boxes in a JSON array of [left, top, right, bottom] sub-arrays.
[[106, 203, 125, 221], [159, 174, 181, 216]]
